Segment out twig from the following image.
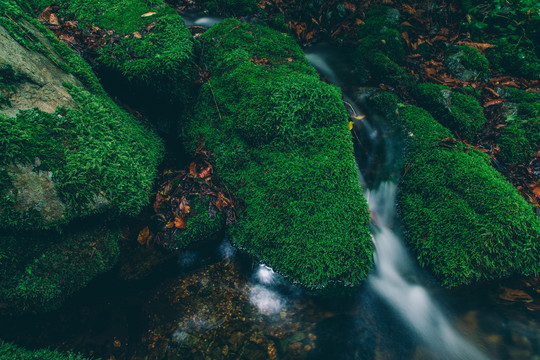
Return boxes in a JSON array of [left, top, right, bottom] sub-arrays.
[[206, 78, 222, 126]]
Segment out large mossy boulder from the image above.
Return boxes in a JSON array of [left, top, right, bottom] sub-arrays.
[[413, 83, 486, 142], [445, 44, 489, 81], [0, 0, 163, 313], [0, 340, 90, 360], [26, 0, 196, 134], [184, 19, 373, 289], [397, 104, 540, 287]]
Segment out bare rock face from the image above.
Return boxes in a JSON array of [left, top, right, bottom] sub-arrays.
[[0, 23, 81, 117], [4, 160, 66, 226]]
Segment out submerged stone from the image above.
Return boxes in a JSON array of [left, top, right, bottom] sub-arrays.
[[396, 105, 540, 287], [184, 19, 373, 289]]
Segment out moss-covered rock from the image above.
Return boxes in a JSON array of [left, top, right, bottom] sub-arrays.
[[486, 36, 540, 80], [25, 0, 196, 133], [413, 83, 486, 141], [445, 44, 489, 81], [397, 105, 540, 287], [0, 85, 164, 230], [0, 340, 90, 359], [497, 88, 540, 164], [184, 19, 373, 289]]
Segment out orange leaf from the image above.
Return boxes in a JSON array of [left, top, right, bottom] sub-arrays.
[[484, 99, 503, 107], [165, 222, 175, 229], [189, 162, 197, 177], [533, 187, 540, 197], [199, 165, 212, 179], [174, 214, 187, 229], [137, 226, 151, 245]]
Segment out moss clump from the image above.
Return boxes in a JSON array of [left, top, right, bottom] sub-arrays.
[[397, 105, 540, 287], [354, 6, 414, 86], [0, 85, 164, 230], [0, 227, 120, 314], [497, 88, 540, 164], [174, 197, 225, 249], [445, 45, 489, 81], [498, 118, 540, 164], [486, 36, 540, 80], [0, 339, 91, 359], [185, 19, 373, 289], [413, 83, 486, 141]]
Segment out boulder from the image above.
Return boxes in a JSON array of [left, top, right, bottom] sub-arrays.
[[184, 19, 373, 290]]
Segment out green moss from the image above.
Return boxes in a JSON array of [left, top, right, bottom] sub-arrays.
[[174, 197, 225, 249], [445, 45, 489, 80], [0, 340, 91, 360], [0, 227, 120, 314], [0, 85, 164, 230], [354, 6, 413, 86], [414, 83, 486, 141], [497, 88, 540, 164], [23, 0, 196, 120], [185, 19, 373, 289], [486, 36, 540, 80], [498, 118, 540, 164], [397, 105, 540, 287], [97, 14, 196, 108]]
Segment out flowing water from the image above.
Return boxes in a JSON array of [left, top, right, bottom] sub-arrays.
[[2, 20, 540, 360]]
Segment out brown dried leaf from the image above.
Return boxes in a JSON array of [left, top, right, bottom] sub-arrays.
[[199, 165, 212, 179], [499, 287, 533, 302], [189, 162, 197, 177], [457, 41, 495, 52], [141, 11, 157, 17], [174, 214, 187, 229], [154, 193, 166, 213], [137, 226, 151, 245], [484, 99, 504, 107], [165, 222, 175, 229]]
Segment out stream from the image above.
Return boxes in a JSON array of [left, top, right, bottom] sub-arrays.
[[1, 19, 540, 360]]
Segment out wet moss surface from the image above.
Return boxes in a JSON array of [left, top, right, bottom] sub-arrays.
[[184, 19, 373, 290], [397, 105, 540, 287]]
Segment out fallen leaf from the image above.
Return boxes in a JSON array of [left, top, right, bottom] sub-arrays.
[[484, 99, 504, 107], [533, 187, 540, 197], [199, 165, 212, 179], [133, 31, 142, 39], [189, 162, 197, 177], [165, 222, 175, 229], [137, 226, 151, 245], [499, 287, 533, 302], [174, 214, 187, 229], [141, 11, 156, 17], [348, 121, 353, 131], [154, 193, 167, 213]]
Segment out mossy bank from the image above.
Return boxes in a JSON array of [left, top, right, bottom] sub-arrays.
[[184, 19, 373, 290], [0, 340, 90, 360]]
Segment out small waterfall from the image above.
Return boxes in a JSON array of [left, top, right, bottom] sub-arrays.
[[366, 183, 491, 360], [306, 48, 491, 360]]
